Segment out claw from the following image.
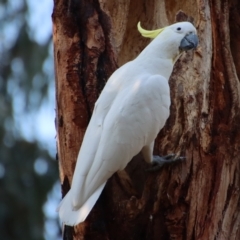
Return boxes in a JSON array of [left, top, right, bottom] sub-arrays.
[[146, 154, 185, 172]]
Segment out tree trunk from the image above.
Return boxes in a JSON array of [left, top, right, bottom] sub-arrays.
[[52, 0, 240, 239]]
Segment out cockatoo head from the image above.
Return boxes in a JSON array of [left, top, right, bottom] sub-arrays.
[[137, 21, 198, 59], [167, 22, 198, 51]]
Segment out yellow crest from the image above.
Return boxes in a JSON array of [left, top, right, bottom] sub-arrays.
[[137, 22, 165, 39]]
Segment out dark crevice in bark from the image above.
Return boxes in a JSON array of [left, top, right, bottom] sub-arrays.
[[63, 225, 74, 240], [84, 195, 109, 240], [182, 157, 193, 199], [79, 41, 92, 120], [95, 2, 118, 89], [229, 0, 240, 81], [210, 1, 234, 164], [62, 176, 71, 198], [72, 0, 91, 117], [67, 0, 117, 119], [68, 0, 102, 118]]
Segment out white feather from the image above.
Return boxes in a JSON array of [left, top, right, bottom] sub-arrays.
[[58, 183, 106, 226], [58, 22, 197, 226]]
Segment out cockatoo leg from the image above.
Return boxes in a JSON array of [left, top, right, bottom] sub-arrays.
[[141, 143, 185, 171], [141, 142, 154, 163], [147, 154, 185, 172]]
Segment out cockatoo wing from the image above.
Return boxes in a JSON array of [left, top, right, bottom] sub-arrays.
[[69, 65, 132, 208], [68, 74, 170, 222]]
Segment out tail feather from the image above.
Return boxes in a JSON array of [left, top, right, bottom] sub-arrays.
[[57, 182, 106, 226]]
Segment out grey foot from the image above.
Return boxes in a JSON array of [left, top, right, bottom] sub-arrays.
[[146, 154, 185, 172]]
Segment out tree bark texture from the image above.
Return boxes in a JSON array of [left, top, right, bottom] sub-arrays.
[[52, 0, 240, 239]]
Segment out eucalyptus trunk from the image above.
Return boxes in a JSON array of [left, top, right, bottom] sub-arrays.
[[52, 0, 240, 239]]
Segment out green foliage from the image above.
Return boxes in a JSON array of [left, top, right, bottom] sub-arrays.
[[0, 0, 60, 239]]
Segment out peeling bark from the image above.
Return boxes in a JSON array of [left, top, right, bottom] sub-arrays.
[[53, 0, 240, 239]]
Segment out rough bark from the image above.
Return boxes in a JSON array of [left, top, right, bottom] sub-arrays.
[[53, 0, 240, 239]]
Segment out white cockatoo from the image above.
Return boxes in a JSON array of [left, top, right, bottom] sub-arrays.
[[58, 21, 198, 226]]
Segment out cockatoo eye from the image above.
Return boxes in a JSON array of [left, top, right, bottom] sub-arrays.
[[177, 27, 181, 31]]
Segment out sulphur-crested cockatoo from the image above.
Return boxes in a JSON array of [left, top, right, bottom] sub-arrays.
[[58, 21, 198, 226]]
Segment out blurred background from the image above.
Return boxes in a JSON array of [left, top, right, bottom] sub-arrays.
[[0, 0, 61, 239]]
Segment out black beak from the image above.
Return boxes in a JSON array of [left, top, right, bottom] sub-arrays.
[[179, 33, 198, 51]]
